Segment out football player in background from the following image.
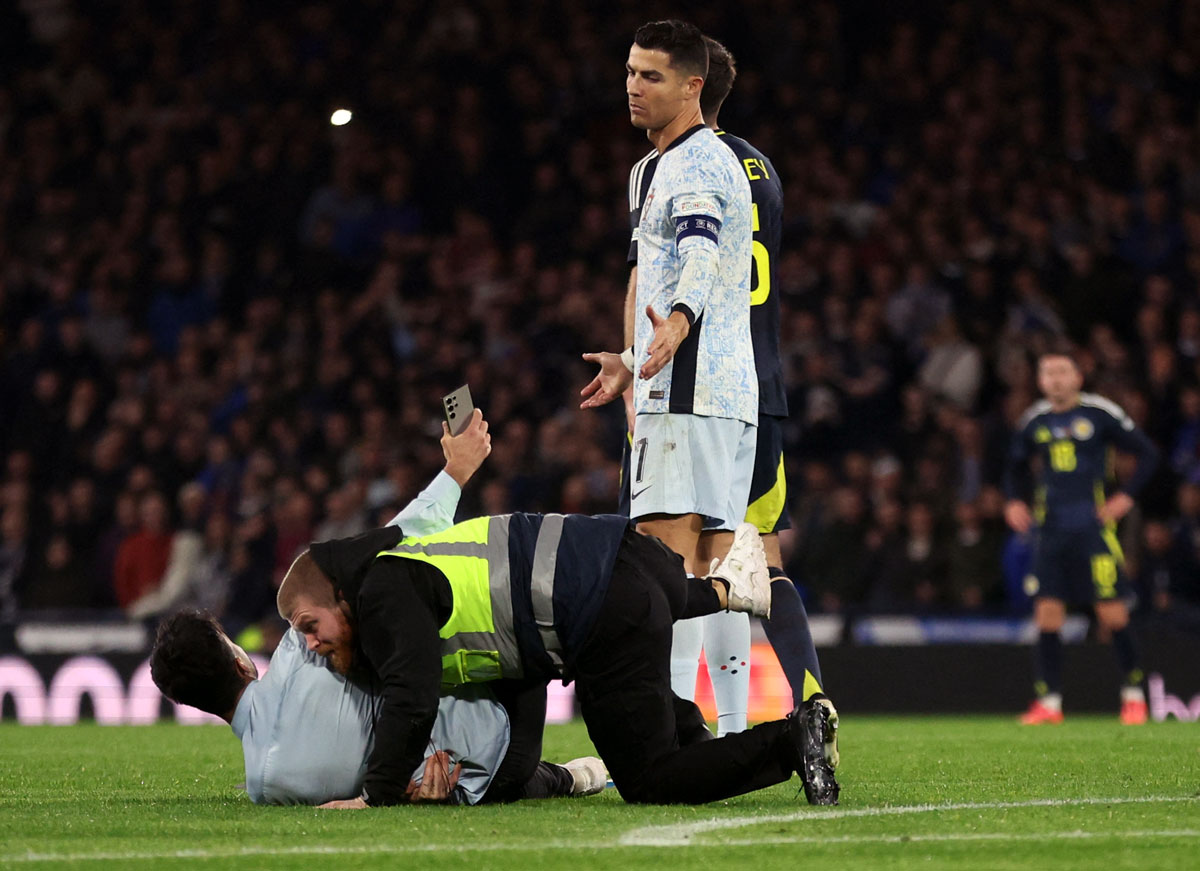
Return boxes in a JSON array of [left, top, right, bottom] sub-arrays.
[[1005, 351, 1159, 724]]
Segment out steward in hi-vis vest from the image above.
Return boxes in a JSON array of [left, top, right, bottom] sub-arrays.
[[301, 512, 627, 805], [313, 513, 629, 685], [288, 502, 838, 809]]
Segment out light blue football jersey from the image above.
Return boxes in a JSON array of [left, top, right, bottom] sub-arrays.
[[633, 125, 757, 423]]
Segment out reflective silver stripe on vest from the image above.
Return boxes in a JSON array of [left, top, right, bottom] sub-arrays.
[[530, 514, 565, 670], [482, 515, 516, 675], [384, 515, 522, 679]]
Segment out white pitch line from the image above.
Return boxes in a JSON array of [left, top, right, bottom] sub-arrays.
[[1, 796, 1196, 864], [716, 829, 1200, 847], [618, 795, 1199, 846]]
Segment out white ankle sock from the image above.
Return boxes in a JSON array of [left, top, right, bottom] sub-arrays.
[[670, 617, 705, 701], [1121, 686, 1145, 704]]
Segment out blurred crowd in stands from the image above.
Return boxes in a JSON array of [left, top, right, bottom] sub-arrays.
[[3, 0, 1200, 645]]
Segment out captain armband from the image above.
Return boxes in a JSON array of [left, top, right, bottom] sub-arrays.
[[675, 213, 722, 245]]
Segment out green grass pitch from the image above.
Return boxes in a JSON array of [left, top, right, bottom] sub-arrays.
[[1, 716, 1197, 870]]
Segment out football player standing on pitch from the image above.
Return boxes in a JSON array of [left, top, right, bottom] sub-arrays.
[[1005, 350, 1159, 725]]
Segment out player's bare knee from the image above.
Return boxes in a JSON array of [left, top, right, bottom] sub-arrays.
[[1034, 598, 1066, 631], [637, 514, 703, 572], [697, 529, 734, 565], [1094, 601, 1129, 631], [760, 532, 782, 571]]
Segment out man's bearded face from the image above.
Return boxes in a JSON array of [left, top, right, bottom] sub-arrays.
[[290, 599, 355, 674]]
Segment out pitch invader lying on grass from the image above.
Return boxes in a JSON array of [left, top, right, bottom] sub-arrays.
[[151, 415, 605, 804], [152, 614, 602, 804]]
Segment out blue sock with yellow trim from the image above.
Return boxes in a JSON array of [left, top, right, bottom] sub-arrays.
[[1035, 631, 1063, 696], [761, 568, 825, 703], [1111, 627, 1140, 683]]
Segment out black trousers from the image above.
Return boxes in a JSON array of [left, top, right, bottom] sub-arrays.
[[479, 678, 574, 803], [573, 529, 795, 804]]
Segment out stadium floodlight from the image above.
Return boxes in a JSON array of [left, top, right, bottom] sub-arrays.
[[330, 108, 352, 126]]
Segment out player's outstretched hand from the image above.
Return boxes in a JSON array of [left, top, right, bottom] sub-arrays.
[[1004, 499, 1033, 534], [442, 408, 491, 487], [406, 751, 463, 804], [319, 796, 368, 809], [640, 306, 689, 380], [580, 352, 633, 409]]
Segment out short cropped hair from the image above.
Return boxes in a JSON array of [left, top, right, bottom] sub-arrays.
[[634, 20, 709, 79], [276, 550, 335, 620], [700, 37, 737, 120], [1039, 343, 1082, 369], [149, 609, 244, 716]]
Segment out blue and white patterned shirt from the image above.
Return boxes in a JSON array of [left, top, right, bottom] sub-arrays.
[[633, 125, 757, 423]]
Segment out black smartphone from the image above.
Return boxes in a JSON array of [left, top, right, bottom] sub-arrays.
[[442, 384, 475, 436]]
